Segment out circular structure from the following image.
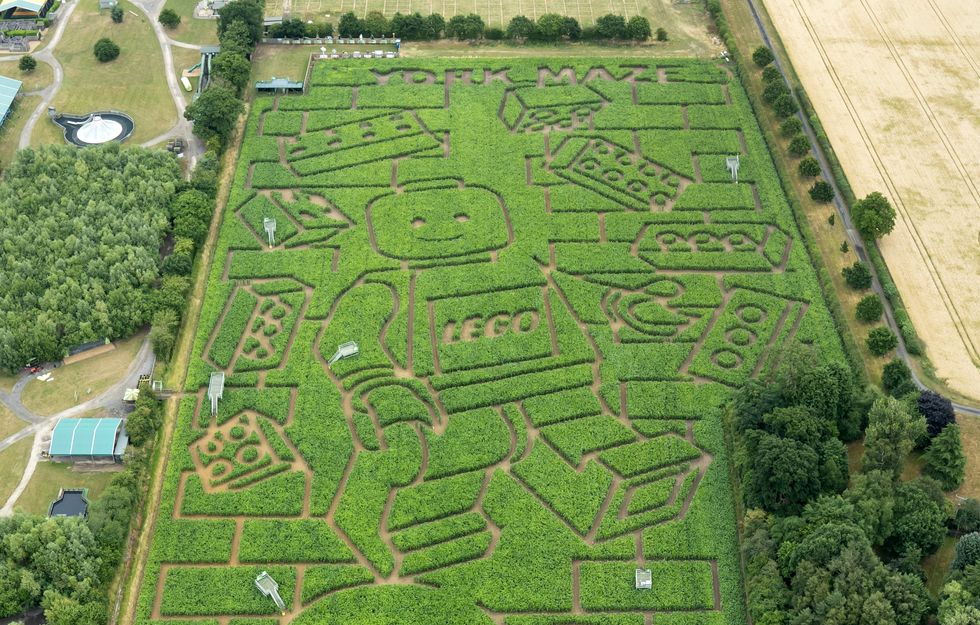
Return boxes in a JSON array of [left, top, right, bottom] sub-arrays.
[[77, 115, 124, 144], [48, 108, 135, 147]]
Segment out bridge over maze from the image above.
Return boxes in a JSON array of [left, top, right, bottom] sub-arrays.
[[138, 60, 844, 625]]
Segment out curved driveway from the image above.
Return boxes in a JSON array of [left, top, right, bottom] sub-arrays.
[[0, 339, 155, 515]]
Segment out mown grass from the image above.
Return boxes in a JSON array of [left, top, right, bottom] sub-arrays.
[[0, 438, 33, 506], [13, 460, 120, 515], [161, 0, 219, 45], [35, 0, 177, 146], [20, 333, 145, 417]]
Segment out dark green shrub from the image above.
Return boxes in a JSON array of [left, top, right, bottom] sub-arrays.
[[788, 134, 810, 157], [94, 38, 120, 62], [856, 295, 883, 323], [762, 65, 781, 84], [809, 180, 834, 203], [798, 156, 820, 177], [752, 45, 774, 67], [773, 94, 798, 118], [780, 116, 802, 137], [842, 261, 872, 290], [866, 327, 898, 356], [881, 358, 914, 397]]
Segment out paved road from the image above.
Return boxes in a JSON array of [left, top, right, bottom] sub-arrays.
[[131, 0, 205, 163], [0, 339, 155, 515], [742, 0, 980, 417]]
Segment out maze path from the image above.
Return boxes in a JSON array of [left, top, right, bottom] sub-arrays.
[[134, 61, 850, 625]]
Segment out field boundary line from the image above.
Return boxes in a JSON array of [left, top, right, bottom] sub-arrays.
[[788, 0, 978, 367], [116, 105, 252, 625]]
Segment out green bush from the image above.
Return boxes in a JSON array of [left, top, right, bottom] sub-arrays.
[[788, 134, 810, 157], [93, 37, 120, 62], [797, 156, 820, 177], [842, 261, 872, 290], [779, 116, 802, 137], [752, 45, 774, 67], [809, 180, 834, 203], [855, 294, 883, 323], [866, 326, 898, 356]]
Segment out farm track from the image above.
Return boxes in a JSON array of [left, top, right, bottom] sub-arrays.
[[754, 0, 980, 404], [746, 0, 980, 416]]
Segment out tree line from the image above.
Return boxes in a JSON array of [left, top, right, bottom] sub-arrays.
[[732, 342, 970, 623], [260, 10, 665, 43], [0, 146, 180, 372]]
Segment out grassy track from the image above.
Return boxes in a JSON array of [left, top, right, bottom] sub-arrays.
[[0, 438, 32, 506]]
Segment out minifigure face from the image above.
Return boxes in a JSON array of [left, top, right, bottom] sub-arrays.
[[368, 187, 510, 260]]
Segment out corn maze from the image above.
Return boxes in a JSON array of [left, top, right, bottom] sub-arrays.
[[136, 59, 845, 625]]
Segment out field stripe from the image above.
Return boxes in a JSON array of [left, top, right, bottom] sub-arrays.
[[788, 0, 980, 366]]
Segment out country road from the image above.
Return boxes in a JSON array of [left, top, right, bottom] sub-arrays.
[[743, 0, 980, 418]]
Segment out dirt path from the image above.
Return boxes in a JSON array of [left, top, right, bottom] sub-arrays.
[[116, 106, 250, 625]]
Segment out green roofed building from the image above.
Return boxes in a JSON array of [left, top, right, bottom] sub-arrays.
[[0, 75, 22, 127], [0, 0, 54, 17], [48, 418, 129, 461]]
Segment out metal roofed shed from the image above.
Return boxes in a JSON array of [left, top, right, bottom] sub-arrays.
[[0, 0, 52, 16], [48, 488, 89, 518], [48, 418, 128, 461], [255, 571, 286, 613], [0, 75, 22, 127], [255, 77, 304, 94]]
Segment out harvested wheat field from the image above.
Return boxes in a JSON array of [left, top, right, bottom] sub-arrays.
[[763, 0, 980, 400]]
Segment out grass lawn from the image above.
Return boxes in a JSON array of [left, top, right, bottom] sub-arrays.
[[955, 414, 980, 500], [20, 332, 145, 417], [161, 0, 218, 45], [13, 460, 120, 515], [0, 60, 54, 93], [0, 403, 28, 441], [0, 438, 33, 506], [0, 374, 16, 393], [36, 0, 177, 146], [0, 95, 41, 171], [923, 535, 957, 596], [172, 45, 201, 105]]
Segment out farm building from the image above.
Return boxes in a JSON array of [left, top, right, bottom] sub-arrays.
[[0, 0, 54, 18], [0, 75, 22, 127], [48, 488, 89, 518], [48, 417, 129, 461]]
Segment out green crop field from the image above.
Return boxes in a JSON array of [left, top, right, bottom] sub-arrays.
[[135, 59, 846, 625]]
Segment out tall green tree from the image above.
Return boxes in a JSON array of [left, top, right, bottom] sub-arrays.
[[212, 51, 251, 95], [625, 15, 651, 40], [506, 15, 535, 40], [217, 0, 263, 45], [862, 396, 922, 478], [852, 191, 896, 240], [184, 85, 243, 144], [923, 424, 966, 490]]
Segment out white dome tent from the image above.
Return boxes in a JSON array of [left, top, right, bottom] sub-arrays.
[[76, 115, 124, 144]]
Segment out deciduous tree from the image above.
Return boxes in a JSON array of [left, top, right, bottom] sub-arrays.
[[853, 191, 896, 240]]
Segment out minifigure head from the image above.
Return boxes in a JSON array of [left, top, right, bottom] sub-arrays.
[[368, 187, 511, 260]]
